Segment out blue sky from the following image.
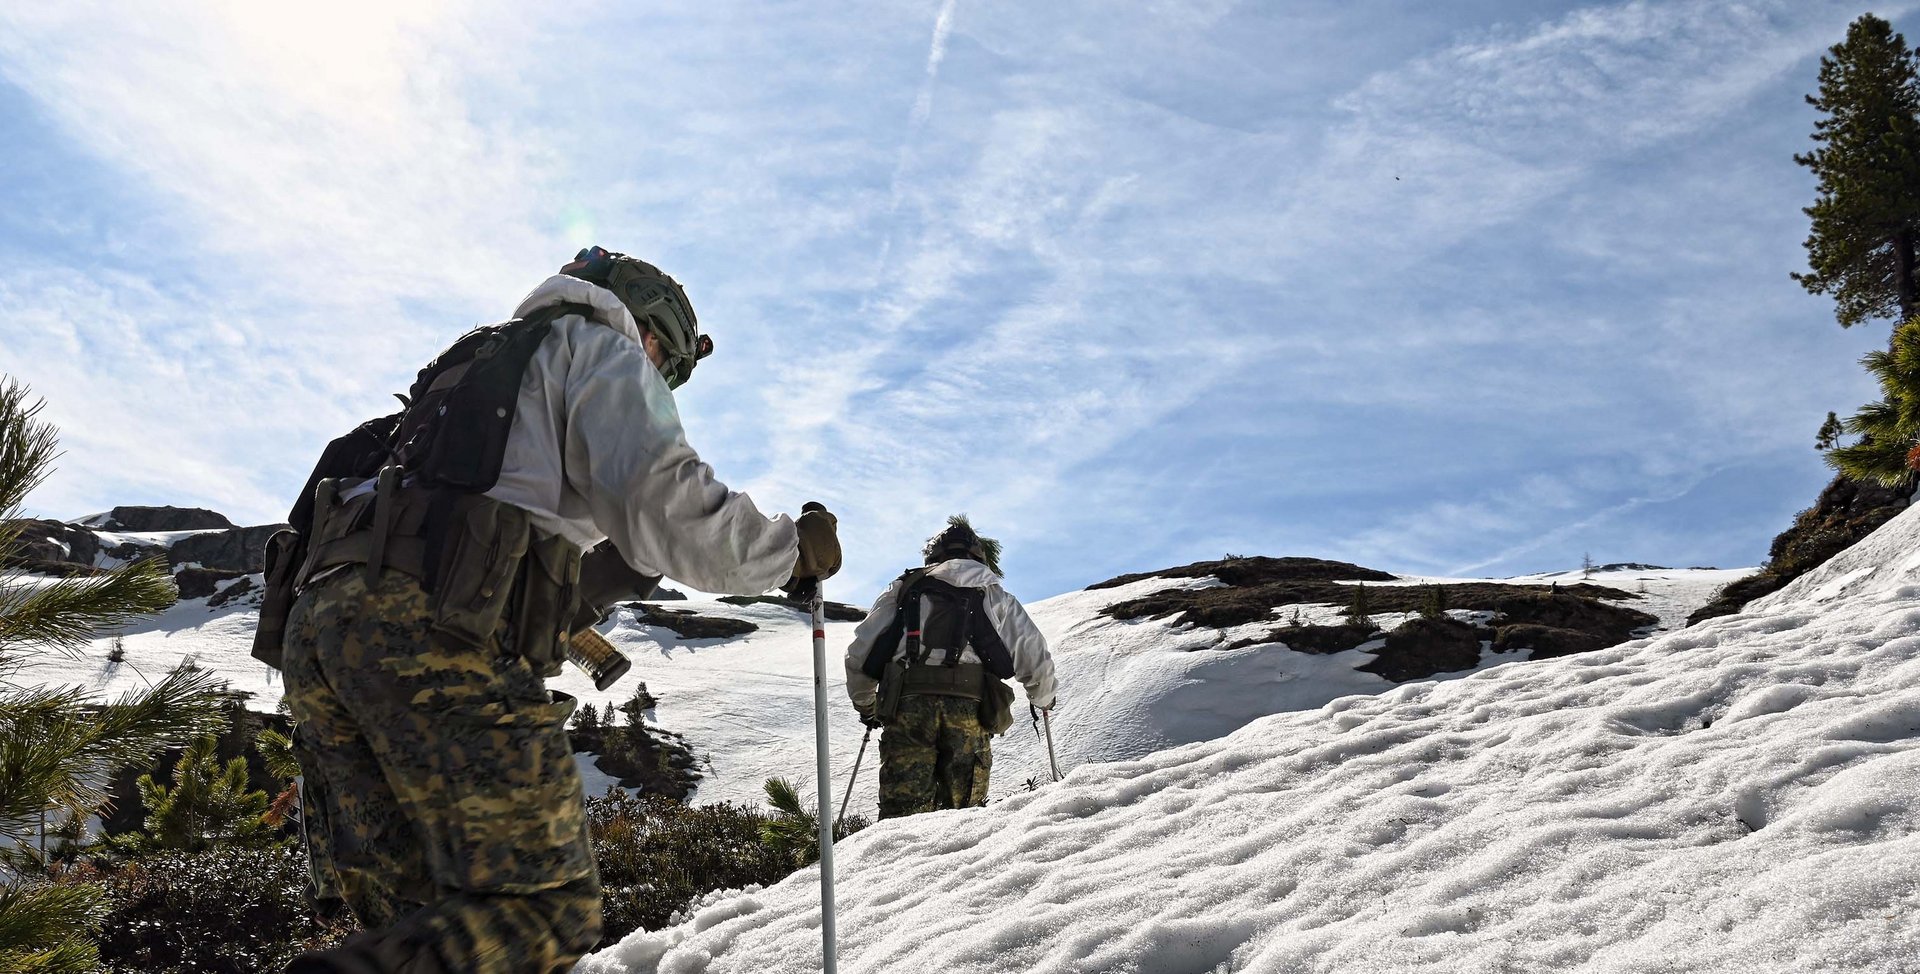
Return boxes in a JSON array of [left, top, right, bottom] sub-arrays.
[[0, 0, 1911, 604]]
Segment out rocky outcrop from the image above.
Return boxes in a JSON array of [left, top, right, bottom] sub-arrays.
[[1690, 472, 1914, 625], [90, 506, 234, 531], [167, 524, 286, 573], [716, 594, 868, 622], [2, 518, 101, 572], [174, 567, 249, 600], [1106, 556, 1661, 681], [628, 604, 759, 640]]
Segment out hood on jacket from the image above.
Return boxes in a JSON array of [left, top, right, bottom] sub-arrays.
[[923, 557, 1001, 589], [513, 274, 644, 345]]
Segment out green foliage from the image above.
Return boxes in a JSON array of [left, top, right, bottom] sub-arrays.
[[586, 791, 788, 946], [1419, 586, 1449, 621], [573, 701, 600, 730], [84, 846, 355, 972], [0, 881, 108, 974], [0, 377, 229, 973], [1830, 318, 1920, 485], [1793, 14, 1920, 328], [1817, 411, 1846, 451], [252, 728, 299, 784], [112, 734, 277, 856], [1343, 583, 1374, 628], [585, 787, 871, 948]]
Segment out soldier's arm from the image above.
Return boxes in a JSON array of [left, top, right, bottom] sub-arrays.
[[561, 326, 798, 595], [844, 580, 904, 711], [983, 586, 1056, 709]]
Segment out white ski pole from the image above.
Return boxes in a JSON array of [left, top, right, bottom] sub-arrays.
[[837, 726, 873, 830], [1041, 707, 1062, 782], [809, 587, 838, 974]]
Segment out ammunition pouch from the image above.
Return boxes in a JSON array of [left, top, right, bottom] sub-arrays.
[[289, 473, 582, 671]]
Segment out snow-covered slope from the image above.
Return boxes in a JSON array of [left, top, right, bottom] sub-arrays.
[[579, 522, 1920, 973], [16, 562, 1739, 813]]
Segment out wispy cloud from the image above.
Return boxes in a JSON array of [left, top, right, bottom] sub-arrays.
[[0, 0, 1912, 603]]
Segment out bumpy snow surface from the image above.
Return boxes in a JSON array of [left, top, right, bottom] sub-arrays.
[[580, 524, 1920, 972]]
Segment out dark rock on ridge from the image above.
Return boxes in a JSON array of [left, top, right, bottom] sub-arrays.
[[90, 506, 234, 531]]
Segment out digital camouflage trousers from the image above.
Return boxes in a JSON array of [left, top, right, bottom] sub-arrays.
[[877, 694, 993, 819], [280, 569, 600, 974]]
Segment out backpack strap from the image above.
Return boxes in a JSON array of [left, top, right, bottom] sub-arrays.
[[862, 568, 927, 680]]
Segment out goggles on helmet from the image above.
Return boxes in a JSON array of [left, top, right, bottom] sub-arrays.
[[564, 246, 715, 389]]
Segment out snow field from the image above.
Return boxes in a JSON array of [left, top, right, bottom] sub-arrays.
[[580, 520, 1920, 972]]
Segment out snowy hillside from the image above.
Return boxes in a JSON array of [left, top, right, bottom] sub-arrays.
[[578, 514, 1920, 973], [18, 539, 1742, 816]]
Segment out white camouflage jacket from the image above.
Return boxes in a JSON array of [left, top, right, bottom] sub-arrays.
[[480, 273, 798, 595], [844, 558, 1057, 711]]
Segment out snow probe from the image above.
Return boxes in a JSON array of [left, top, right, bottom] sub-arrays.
[[837, 726, 873, 830], [808, 589, 839, 974]]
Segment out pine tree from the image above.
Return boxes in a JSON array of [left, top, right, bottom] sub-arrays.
[[112, 732, 277, 854], [573, 701, 600, 731], [1817, 411, 1846, 451], [1793, 14, 1920, 332], [1582, 552, 1596, 578], [1828, 318, 1920, 485], [1420, 586, 1449, 620], [1343, 584, 1374, 628], [0, 377, 227, 973]]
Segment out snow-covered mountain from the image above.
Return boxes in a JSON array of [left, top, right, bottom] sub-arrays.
[[14, 514, 1742, 815], [575, 509, 1920, 973]]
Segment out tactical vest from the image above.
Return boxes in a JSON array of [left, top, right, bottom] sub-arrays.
[[252, 303, 592, 675], [864, 568, 1019, 734]]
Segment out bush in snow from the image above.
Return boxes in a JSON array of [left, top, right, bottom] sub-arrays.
[[78, 845, 355, 972], [585, 788, 866, 947]]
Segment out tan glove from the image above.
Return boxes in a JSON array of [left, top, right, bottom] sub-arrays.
[[784, 501, 841, 597]]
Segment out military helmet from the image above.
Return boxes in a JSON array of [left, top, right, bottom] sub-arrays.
[[923, 514, 1003, 575], [562, 246, 713, 389]]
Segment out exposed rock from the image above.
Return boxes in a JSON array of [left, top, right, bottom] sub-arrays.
[[1105, 578, 1640, 632], [175, 567, 249, 600], [167, 524, 287, 573], [650, 587, 688, 601], [568, 723, 700, 800], [207, 575, 258, 608], [1359, 617, 1483, 682], [1692, 472, 1915, 625], [2, 518, 100, 568], [628, 604, 759, 640], [93, 505, 234, 531], [1495, 624, 1608, 660], [716, 594, 869, 622], [1090, 556, 1396, 591]]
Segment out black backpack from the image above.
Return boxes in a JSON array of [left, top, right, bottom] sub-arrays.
[[862, 568, 1016, 680], [252, 303, 587, 666]]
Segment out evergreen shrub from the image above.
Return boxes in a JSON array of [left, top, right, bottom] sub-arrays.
[[82, 846, 354, 973]]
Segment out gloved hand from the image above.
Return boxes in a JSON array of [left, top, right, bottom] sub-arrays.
[[858, 710, 884, 730], [783, 501, 841, 598]]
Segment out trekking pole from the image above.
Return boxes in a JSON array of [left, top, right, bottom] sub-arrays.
[[1041, 708, 1062, 782], [837, 726, 872, 830], [807, 587, 838, 974], [1029, 704, 1058, 782]]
